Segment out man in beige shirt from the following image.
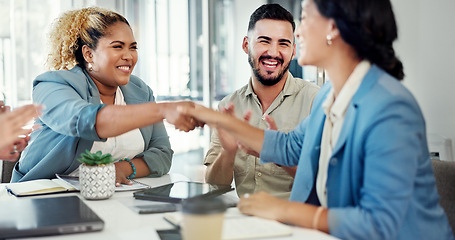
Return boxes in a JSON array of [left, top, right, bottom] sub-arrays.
[[204, 3, 319, 199]]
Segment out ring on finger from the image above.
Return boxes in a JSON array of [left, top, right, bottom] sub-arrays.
[[10, 145, 18, 155]]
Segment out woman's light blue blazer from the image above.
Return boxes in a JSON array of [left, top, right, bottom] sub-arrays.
[[260, 65, 453, 239], [11, 66, 173, 182]]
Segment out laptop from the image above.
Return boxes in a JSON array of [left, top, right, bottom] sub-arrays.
[[133, 181, 234, 203], [0, 195, 104, 239]]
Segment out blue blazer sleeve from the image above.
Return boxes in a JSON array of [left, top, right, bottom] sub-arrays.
[[260, 119, 307, 167], [33, 69, 106, 141], [259, 81, 329, 167]]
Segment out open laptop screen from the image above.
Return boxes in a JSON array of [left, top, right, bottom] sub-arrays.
[[0, 196, 104, 239]]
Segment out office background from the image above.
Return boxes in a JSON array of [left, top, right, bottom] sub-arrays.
[[0, 0, 453, 168]]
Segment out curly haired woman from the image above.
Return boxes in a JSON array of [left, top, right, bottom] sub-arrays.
[[11, 7, 201, 184]]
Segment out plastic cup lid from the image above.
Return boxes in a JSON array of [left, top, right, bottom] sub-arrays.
[[181, 198, 227, 215]]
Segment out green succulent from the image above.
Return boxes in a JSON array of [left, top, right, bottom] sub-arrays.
[[77, 150, 115, 166]]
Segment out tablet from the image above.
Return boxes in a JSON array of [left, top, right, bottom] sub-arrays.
[[133, 181, 234, 203]]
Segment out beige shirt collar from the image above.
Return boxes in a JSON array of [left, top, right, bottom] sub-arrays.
[[244, 72, 300, 98]]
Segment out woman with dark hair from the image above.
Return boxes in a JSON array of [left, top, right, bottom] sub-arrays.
[[180, 0, 453, 239]]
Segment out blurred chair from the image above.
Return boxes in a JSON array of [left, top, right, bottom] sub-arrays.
[[1, 161, 15, 183], [432, 159, 455, 235]]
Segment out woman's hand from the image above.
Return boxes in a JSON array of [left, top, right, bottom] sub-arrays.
[[114, 157, 152, 186], [0, 137, 30, 161], [177, 103, 227, 128], [0, 104, 41, 150], [161, 101, 204, 132], [114, 161, 134, 186], [179, 102, 265, 154], [237, 191, 287, 221]]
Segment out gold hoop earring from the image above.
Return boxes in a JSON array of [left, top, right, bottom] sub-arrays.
[[88, 63, 93, 72], [326, 35, 333, 46]]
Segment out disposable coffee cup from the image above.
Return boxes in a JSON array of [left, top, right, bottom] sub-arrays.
[[181, 198, 227, 240]]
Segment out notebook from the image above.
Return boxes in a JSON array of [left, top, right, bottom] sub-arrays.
[[0, 196, 104, 239], [5, 178, 78, 197], [5, 175, 149, 197], [133, 181, 234, 203]]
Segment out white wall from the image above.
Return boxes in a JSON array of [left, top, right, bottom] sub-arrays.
[[393, 0, 455, 159], [233, 0, 265, 89]]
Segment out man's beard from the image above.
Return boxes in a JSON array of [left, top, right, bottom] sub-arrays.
[[248, 53, 291, 86]]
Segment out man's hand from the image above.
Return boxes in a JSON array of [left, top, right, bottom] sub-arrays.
[[217, 104, 239, 153], [238, 113, 277, 157], [161, 101, 204, 132]]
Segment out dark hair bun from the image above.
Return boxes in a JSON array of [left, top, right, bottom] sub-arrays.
[[315, 0, 404, 80]]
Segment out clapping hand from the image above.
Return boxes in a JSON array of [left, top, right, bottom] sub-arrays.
[[238, 112, 277, 157], [216, 104, 239, 153], [237, 111, 296, 177], [0, 103, 42, 161]]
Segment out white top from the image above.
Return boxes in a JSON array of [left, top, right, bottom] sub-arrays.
[[70, 88, 144, 176], [316, 61, 371, 207]]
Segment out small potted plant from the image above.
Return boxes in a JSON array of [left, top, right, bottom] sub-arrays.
[[77, 150, 116, 200]]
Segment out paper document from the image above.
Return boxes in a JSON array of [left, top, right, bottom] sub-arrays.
[[56, 174, 150, 192], [164, 208, 292, 239]]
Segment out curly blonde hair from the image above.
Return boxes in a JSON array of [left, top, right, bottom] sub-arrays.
[[45, 7, 129, 71]]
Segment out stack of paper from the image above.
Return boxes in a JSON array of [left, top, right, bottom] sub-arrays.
[[164, 208, 293, 239]]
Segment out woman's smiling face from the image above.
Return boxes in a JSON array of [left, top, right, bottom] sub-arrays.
[[295, 0, 333, 67], [86, 21, 138, 89]]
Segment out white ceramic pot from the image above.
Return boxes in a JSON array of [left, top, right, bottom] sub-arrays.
[[79, 163, 115, 200]]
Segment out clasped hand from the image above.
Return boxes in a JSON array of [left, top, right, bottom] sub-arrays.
[[217, 103, 277, 157], [162, 101, 205, 132]]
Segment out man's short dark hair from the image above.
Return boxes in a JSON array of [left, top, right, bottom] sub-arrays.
[[247, 3, 295, 33]]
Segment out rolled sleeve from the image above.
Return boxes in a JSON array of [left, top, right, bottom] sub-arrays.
[[137, 122, 173, 177], [260, 129, 281, 164], [260, 118, 307, 167]]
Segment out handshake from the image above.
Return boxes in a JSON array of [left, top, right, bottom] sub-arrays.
[[160, 101, 214, 132], [161, 101, 257, 134]]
